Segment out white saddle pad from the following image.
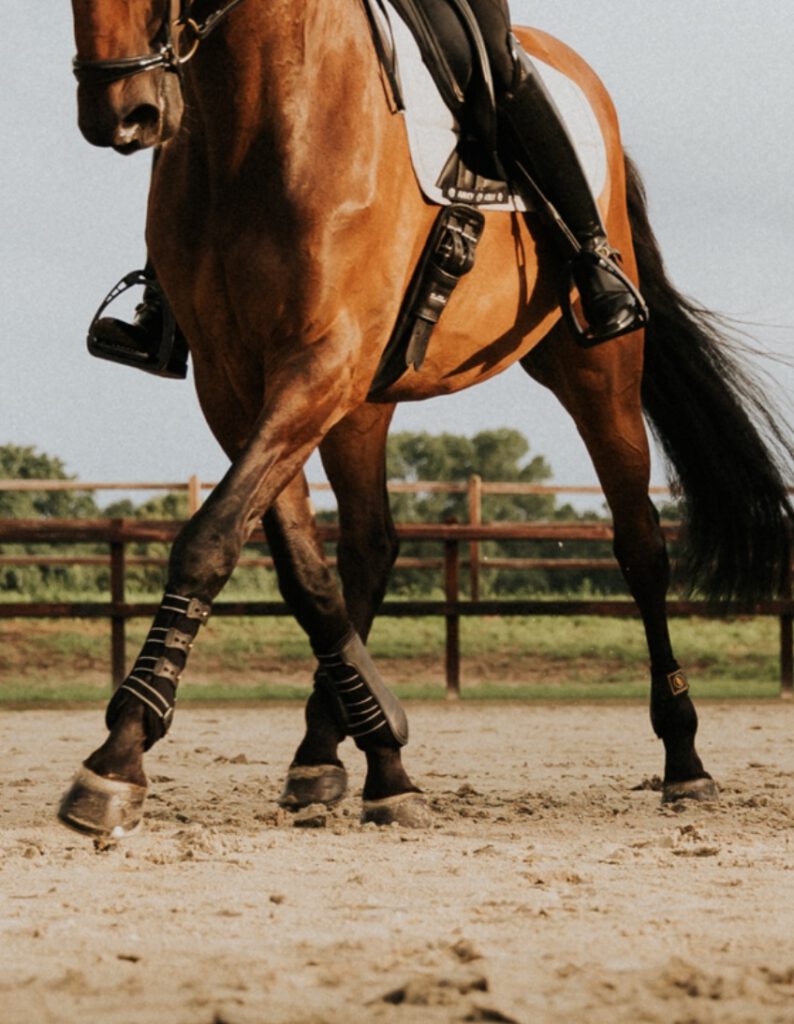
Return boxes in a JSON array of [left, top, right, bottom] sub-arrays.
[[382, 0, 607, 211]]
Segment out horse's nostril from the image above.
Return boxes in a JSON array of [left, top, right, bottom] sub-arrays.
[[113, 103, 162, 151], [124, 104, 160, 131]]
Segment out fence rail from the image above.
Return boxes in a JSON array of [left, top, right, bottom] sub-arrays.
[[0, 473, 674, 514], [1, 516, 791, 697]]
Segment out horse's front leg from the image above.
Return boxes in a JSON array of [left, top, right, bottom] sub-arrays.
[[59, 364, 420, 834], [58, 590, 208, 836], [264, 471, 350, 808], [272, 405, 428, 825]]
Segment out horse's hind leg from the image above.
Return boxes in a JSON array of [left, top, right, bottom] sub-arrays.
[[522, 326, 717, 802], [272, 405, 427, 823]]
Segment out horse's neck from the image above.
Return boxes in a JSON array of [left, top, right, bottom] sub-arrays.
[[185, 2, 383, 192]]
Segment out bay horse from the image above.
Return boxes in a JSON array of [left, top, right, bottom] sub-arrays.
[[62, 0, 793, 836]]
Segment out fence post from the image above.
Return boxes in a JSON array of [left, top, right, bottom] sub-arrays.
[[444, 519, 461, 699], [468, 474, 482, 602], [109, 520, 126, 690], [188, 474, 202, 515], [781, 543, 793, 699]]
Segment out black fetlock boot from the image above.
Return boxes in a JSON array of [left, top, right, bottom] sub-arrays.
[[498, 52, 648, 345], [87, 264, 189, 378]]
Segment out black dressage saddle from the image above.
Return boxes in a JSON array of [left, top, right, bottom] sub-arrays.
[[363, 0, 505, 184]]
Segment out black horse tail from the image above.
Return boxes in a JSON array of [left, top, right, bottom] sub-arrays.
[[625, 153, 793, 601]]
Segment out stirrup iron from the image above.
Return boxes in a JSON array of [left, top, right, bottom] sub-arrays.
[[86, 270, 188, 379]]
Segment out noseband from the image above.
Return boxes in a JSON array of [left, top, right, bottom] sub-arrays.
[[72, 0, 247, 86]]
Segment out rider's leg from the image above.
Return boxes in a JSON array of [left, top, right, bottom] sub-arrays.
[[468, 0, 647, 343], [497, 54, 646, 343]]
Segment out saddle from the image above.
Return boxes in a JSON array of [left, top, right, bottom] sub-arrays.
[[363, 0, 606, 209], [365, 0, 505, 393], [364, 0, 510, 205], [363, 0, 610, 391]]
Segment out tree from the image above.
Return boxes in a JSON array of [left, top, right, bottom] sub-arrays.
[[384, 429, 562, 595], [0, 445, 100, 596], [381, 429, 632, 598], [105, 491, 190, 520], [108, 490, 192, 594], [386, 428, 556, 523], [0, 445, 98, 519]]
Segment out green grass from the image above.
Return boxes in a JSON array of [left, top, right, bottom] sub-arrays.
[[0, 613, 785, 704]]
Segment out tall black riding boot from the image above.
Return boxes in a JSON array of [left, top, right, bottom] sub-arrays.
[[498, 54, 648, 345], [88, 262, 189, 379]]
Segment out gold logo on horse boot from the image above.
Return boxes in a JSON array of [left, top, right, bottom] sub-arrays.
[[667, 670, 690, 697]]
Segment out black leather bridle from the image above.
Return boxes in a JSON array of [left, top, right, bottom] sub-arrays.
[[72, 0, 247, 86]]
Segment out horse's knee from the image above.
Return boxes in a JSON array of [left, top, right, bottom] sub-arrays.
[[168, 514, 241, 601]]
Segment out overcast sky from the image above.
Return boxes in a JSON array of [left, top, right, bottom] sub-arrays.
[[2, 2, 792, 501]]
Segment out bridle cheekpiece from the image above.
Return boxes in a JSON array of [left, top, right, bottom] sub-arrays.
[[72, 0, 246, 87]]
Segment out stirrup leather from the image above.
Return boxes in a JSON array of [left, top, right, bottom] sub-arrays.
[[86, 270, 188, 379]]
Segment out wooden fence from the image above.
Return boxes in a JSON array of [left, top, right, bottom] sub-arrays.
[[0, 473, 670, 603], [1, 515, 791, 697], [0, 473, 646, 517]]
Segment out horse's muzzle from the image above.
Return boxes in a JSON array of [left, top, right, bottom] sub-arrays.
[[76, 75, 183, 152]]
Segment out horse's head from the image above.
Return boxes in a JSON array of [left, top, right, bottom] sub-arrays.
[[70, 0, 193, 152]]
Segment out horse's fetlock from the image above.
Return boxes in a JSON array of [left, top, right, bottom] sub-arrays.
[[650, 691, 698, 741], [84, 702, 147, 785], [362, 745, 417, 801]]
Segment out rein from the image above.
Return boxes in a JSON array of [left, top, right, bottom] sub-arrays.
[[72, 0, 247, 86]]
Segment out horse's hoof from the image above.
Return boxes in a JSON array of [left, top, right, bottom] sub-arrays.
[[361, 791, 433, 828], [662, 777, 719, 804], [278, 764, 348, 809], [58, 765, 147, 838]]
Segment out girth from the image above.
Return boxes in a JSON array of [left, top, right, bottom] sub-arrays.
[[369, 204, 485, 394]]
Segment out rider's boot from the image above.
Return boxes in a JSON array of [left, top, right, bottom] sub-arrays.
[[88, 264, 189, 379], [498, 52, 648, 345]]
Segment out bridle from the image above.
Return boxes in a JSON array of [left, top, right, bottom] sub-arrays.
[[72, 0, 247, 87]]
